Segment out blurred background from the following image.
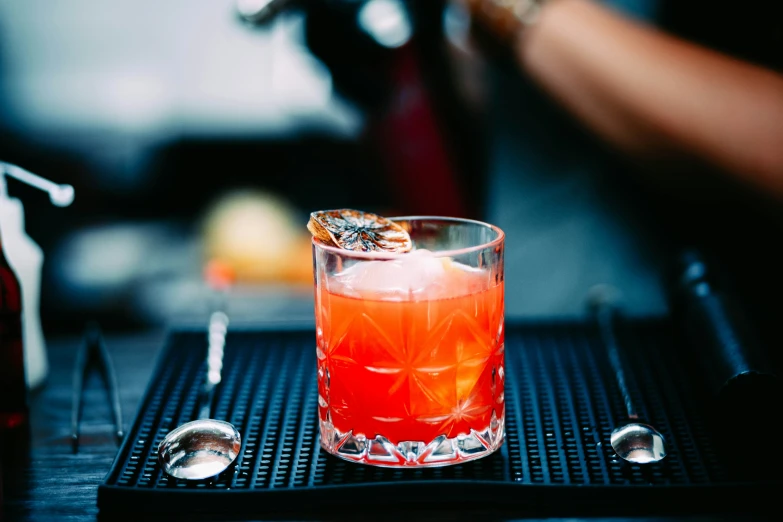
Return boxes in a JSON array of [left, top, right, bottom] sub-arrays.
[[1, 0, 781, 341]]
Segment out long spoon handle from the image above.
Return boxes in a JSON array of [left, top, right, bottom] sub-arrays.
[[596, 305, 638, 420], [198, 311, 229, 420], [588, 286, 638, 420]]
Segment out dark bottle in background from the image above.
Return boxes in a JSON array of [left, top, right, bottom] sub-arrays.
[[0, 229, 27, 431], [302, 0, 486, 219]]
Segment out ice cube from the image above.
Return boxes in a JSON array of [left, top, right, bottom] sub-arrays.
[[330, 249, 440, 299], [330, 249, 488, 300]]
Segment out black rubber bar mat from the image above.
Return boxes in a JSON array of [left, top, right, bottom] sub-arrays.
[[98, 321, 779, 516]]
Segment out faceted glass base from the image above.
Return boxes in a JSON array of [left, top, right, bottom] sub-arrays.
[[319, 410, 505, 468]]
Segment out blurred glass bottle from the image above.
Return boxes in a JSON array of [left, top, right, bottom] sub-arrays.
[[0, 162, 73, 391], [0, 227, 27, 431]]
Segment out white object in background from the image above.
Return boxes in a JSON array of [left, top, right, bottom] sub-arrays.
[[0, 162, 74, 389]]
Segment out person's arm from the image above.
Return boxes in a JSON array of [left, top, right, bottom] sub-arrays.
[[469, 0, 783, 197]]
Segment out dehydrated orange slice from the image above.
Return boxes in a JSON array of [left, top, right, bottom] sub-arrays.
[[307, 209, 412, 253]]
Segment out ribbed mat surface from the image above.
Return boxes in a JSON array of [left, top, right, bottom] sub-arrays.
[[98, 321, 776, 515]]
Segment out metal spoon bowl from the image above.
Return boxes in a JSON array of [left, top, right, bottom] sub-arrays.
[[158, 419, 241, 480], [610, 423, 667, 464]]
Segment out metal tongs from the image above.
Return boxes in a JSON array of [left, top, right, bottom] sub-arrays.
[[71, 322, 124, 453]]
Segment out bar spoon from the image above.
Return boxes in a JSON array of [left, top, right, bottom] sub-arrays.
[[588, 285, 667, 465], [158, 311, 241, 480]]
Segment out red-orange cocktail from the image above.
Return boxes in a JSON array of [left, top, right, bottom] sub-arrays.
[[313, 217, 504, 467]]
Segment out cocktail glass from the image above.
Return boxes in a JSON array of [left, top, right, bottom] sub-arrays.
[[313, 217, 505, 467]]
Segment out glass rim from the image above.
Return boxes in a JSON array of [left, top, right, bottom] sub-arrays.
[[311, 215, 505, 260]]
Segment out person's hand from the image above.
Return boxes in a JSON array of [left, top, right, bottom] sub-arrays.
[[462, 0, 549, 45], [460, 0, 783, 200]]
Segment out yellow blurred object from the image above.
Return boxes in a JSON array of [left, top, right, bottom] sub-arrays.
[[203, 191, 312, 284]]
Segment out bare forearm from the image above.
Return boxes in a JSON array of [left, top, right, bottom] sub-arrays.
[[480, 0, 783, 196]]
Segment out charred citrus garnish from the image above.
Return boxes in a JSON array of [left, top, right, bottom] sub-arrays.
[[307, 209, 412, 253]]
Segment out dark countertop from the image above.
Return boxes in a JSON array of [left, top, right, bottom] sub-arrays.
[[0, 330, 775, 522], [2, 331, 165, 521]]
